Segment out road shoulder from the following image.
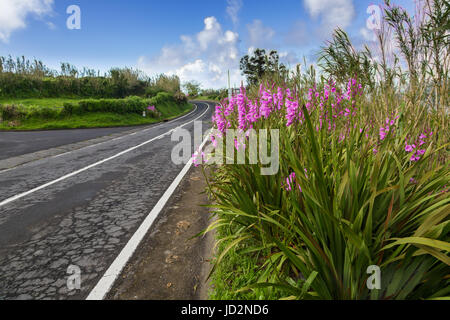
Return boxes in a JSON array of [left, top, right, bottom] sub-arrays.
[[107, 165, 214, 300]]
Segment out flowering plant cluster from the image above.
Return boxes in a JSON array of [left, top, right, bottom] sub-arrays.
[[146, 105, 161, 118], [202, 76, 449, 300]]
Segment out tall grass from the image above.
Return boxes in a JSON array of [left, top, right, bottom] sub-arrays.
[[201, 0, 449, 300]]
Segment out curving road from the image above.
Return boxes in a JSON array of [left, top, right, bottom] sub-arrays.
[[0, 101, 213, 300]]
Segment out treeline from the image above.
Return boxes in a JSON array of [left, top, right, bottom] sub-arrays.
[[0, 56, 186, 101], [200, 88, 228, 101]]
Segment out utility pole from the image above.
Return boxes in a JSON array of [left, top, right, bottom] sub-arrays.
[[228, 69, 232, 101]]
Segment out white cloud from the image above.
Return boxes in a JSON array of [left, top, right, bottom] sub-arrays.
[[303, 0, 355, 38], [226, 0, 243, 27], [137, 16, 242, 89], [246, 19, 276, 49], [279, 51, 299, 66], [0, 0, 54, 42], [360, 27, 376, 42], [46, 21, 56, 30]]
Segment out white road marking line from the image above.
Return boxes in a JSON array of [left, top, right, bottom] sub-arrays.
[[0, 103, 209, 208], [86, 127, 211, 300]]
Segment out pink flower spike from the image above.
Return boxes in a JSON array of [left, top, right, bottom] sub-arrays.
[[416, 149, 426, 156], [405, 144, 415, 152]]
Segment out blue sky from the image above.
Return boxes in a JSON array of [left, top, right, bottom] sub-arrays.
[[0, 0, 415, 88]]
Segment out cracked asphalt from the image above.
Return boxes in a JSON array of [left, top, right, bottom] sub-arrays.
[[0, 101, 213, 300]]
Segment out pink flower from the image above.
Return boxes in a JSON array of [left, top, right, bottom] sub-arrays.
[[416, 149, 426, 156], [283, 172, 302, 192], [379, 126, 389, 140], [344, 108, 351, 117], [192, 150, 205, 167], [237, 89, 247, 130], [405, 144, 415, 152], [286, 99, 299, 127]]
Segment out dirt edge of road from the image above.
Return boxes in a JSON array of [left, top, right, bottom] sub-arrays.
[[107, 165, 215, 300]]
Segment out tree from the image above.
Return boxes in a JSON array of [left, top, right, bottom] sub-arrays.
[[183, 80, 201, 97], [239, 49, 287, 86]]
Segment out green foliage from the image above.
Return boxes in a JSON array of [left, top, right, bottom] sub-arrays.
[[0, 112, 161, 130], [1, 91, 190, 126], [240, 49, 287, 86], [319, 28, 375, 89], [0, 105, 25, 120], [76, 96, 148, 114], [148, 74, 182, 95], [199, 88, 228, 101], [173, 90, 188, 104], [0, 98, 193, 130], [183, 80, 201, 97], [204, 78, 449, 299], [212, 7, 450, 295]]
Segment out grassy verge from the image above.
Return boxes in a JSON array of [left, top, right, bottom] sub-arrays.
[[0, 98, 79, 109], [195, 96, 220, 102], [0, 102, 193, 131], [209, 225, 290, 300]]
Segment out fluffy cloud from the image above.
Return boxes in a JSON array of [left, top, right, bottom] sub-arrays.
[[360, 27, 377, 42], [137, 17, 242, 89], [226, 0, 243, 27], [0, 0, 54, 42], [246, 19, 276, 49], [278, 51, 299, 66], [303, 0, 355, 38]]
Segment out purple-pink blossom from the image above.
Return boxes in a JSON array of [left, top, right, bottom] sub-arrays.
[[284, 172, 302, 192]]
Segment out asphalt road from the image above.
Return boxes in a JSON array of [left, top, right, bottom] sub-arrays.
[[0, 101, 213, 300], [0, 126, 150, 161]]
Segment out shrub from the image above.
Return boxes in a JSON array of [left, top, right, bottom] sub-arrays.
[[0, 104, 25, 120], [62, 102, 82, 116], [145, 86, 164, 98], [77, 96, 150, 114], [174, 90, 188, 104]]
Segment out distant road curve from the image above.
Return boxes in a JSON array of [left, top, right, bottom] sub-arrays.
[[0, 105, 197, 161]]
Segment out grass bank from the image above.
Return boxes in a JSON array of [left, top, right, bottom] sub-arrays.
[[0, 98, 79, 109], [195, 96, 220, 102], [0, 95, 193, 131]]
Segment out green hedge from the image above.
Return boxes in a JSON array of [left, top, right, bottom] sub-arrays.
[[1, 92, 186, 120]]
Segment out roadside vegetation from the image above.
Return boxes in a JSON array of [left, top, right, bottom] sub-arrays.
[[0, 57, 191, 130], [182, 80, 228, 101], [202, 0, 449, 300]]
